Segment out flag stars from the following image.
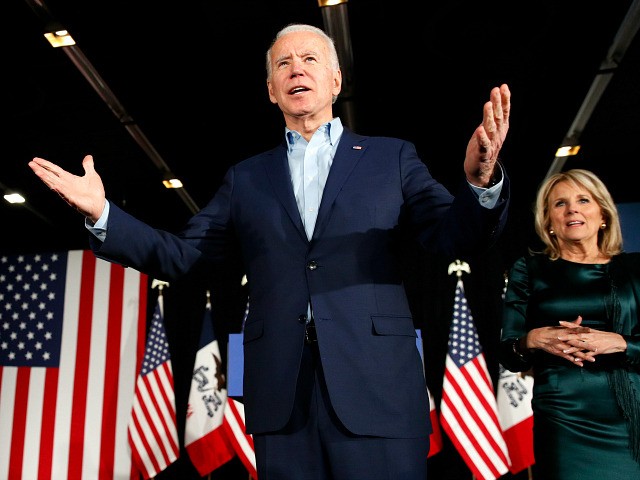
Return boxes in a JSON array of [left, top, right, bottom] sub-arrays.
[[2, 252, 70, 367]]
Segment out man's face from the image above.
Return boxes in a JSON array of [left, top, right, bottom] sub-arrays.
[[267, 30, 341, 120]]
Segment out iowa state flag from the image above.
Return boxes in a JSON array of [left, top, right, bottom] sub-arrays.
[[184, 301, 236, 475], [427, 387, 443, 458], [497, 364, 534, 474]]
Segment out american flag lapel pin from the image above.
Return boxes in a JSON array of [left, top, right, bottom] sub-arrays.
[[352, 145, 362, 150]]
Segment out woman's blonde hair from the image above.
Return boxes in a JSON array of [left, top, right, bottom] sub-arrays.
[[533, 168, 623, 259]]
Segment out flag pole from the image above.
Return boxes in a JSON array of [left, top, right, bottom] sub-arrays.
[[449, 259, 473, 480], [443, 259, 512, 479]]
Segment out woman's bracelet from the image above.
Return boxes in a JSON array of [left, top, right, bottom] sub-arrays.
[[512, 337, 531, 360]]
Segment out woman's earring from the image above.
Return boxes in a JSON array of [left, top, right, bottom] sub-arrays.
[[549, 229, 555, 235], [600, 223, 607, 230]]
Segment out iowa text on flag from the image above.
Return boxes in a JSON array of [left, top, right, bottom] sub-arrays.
[[185, 302, 236, 475], [128, 290, 179, 478], [0, 250, 147, 479], [440, 277, 510, 480], [497, 364, 534, 474]]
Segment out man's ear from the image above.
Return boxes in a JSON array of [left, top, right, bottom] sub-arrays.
[[267, 80, 278, 105], [333, 69, 342, 96]]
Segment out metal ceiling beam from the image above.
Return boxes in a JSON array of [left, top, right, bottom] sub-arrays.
[[319, 0, 358, 131], [545, 0, 640, 178], [23, 0, 201, 215]]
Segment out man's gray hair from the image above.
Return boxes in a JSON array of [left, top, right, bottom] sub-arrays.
[[265, 23, 341, 81]]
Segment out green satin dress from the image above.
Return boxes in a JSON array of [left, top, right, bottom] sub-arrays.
[[499, 254, 640, 480]]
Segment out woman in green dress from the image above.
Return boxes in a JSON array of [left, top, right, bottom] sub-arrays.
[[499, 169, 640, 479]]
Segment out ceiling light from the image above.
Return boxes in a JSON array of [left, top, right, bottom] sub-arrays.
[[44, 30, 76, 48], [4, 193, 26, 204], [318, 0, 348, 5], [555, 145, 581, 157], [162, 176, 183, 189]]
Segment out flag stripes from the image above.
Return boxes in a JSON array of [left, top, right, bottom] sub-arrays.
[[440, 277, 510, 480], [223, 398, 257, 479], [0, 250, 146, 479], [128, 294, 179, 478]]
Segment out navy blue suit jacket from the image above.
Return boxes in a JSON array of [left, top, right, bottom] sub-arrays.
[[92, 128, 510, 437]]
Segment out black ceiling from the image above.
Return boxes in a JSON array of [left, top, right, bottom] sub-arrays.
[[5, 0, 640, 261]]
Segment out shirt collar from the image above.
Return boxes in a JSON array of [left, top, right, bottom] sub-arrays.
[[285, 117, 344, 153]]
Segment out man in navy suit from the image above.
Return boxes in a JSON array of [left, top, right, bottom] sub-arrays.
[[31, 23, 511, 480]]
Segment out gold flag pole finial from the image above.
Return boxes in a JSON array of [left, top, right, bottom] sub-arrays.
[[447, 259, 470, 277], [151, 279, 170, 291]]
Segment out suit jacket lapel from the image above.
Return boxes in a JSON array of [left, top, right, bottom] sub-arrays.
[[313, 130, 367, 240], [262, 144, 308, 242]]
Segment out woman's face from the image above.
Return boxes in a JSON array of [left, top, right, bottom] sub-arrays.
[[547, 180, 605, 248]]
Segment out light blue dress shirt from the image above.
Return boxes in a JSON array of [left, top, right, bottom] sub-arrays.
[[287, 118, 342, 240]]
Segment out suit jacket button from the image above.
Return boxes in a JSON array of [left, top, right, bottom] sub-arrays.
[[307, 260, 318, 270], [298, 314, 308, 324]]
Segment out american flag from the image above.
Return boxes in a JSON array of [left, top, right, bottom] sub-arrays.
[[128, 289, 179, 478], [223, 398, 256, 479], [0, 250, 147, 479], [185, 301, 236, 475], [440, 278, 510, 480]]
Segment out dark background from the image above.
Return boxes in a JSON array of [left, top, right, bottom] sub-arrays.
[[5, 0, 640, 478]]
